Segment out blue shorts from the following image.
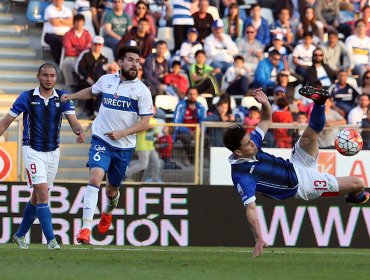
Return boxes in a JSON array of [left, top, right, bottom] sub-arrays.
[[88, 136, 134, 187]]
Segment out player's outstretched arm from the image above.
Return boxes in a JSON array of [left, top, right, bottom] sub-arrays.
[[61, 87, 94, 102], [104, 115, 151, 141], [65, 114, 86, 143], [252, 88, 272, 135], [245, 202, 268, 257], [0, 114, 16, 137]]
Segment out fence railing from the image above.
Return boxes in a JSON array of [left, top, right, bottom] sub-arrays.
[[1, 118, 368, 185]]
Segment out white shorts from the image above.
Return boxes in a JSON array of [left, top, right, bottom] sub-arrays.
[[290, 139, 339, 200], [22, 146, 60, 188]]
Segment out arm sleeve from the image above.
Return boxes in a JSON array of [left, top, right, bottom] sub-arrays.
[[250, 127, 264, 149], [138, 86, 154, 116], [91, 75, 105, 95], [9, 92, 29, 117], [236, 177, 257, 205]]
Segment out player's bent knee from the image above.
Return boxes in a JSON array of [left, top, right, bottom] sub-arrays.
[[351, 177, 365, 192]]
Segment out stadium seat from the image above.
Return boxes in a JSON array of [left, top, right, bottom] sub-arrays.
[[156, 27, 175, 52], [102, 46, 115, 63], [207, 6, 220, 20], [241, 96, 262, 109], [26, 0, 49, 23], [155, 95, 179, 112], [196, 95, 209, 111], [212, 95, 236, 109], [40, 25, 50, 58]]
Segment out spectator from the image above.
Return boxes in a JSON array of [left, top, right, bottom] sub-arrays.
[[272, 97, 294, 148], [222, 55, 250, 96], [126, 117, 162, 182], [361, 108, 370, 150], [243, 105, 260, 133], [317, 98, 347, 149], [90, 0, 105, 34], [204, 19, 239, 73], [270, 7, 295, 51], [292, 111, 308, 142], [244, 3, 271, 46], [275, 69, 303, 103], [173, 87, 206, 165], [328, 69, 361, 117], [179, 28, 203, 73], [320, 30, 351, 73], [304, 47, 336, 88], [292, 32, 316, 77], [268, 34, 289, 59], [62, 14, 92, 89], [192, 0, 214, 43], [189, 49, 221, 96], [142, 40, 169, 98], [106, 61, 120, 74], [271, 86, 287, 112], [345, 19, 370, 85], [102, 0, 132, 56], [253, 49, 285, 94], [118, 17, 155, 64], [206, 94, 236, 147], [359, 70, 370, 96], [75, 35, 108, 119], [237, 25, 264, 75], [43, 0, 73, 64], [73, 0, 96, 37], [347, 94, 370, 125], [163, 61, 189, 99], [315, 0, 351, 38], [296, 6, 324, 45], [155, 126, 179, 170], [172, 0, 196, 51], [222, 3, 243, 42], [131, 0, 156, 39]]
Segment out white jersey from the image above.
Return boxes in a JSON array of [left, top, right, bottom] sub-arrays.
[[91, 74, 153, 149]]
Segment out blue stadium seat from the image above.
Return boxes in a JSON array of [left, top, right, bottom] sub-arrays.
[[26, 0, 50, 23]]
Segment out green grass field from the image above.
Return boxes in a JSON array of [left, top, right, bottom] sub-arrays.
[[0, 244, 369, 280]]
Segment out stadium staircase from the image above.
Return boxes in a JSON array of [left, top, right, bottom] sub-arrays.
[[0, 3, 91, 181]]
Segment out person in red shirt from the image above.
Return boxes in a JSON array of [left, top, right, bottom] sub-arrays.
[[163, 61, 189, 99], [155, 126, 179, 169], [272, 97, 294, 148], [61, 14, 92, 88]]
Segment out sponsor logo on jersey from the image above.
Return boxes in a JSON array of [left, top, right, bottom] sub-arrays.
[[55, 102, 60, 108], [94, 145, 106, 152], [31, 102, 41, 105], [249, 165, 255, 174], [237, 183, 244, 195], [103, 97, 131, 108]]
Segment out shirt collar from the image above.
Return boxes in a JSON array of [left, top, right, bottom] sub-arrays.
[[33, 87, 59, 99], [228, 154, 258, 164]]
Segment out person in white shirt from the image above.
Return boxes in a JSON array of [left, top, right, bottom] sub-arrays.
[[43, 0, 73, 64], [345, 19, 370, 85], [61, 45, 153, 244], [292, 31, 316, 77], [179, 27, 203, 73], [204, 19, 239, 73], [348, 94, 370, 125]]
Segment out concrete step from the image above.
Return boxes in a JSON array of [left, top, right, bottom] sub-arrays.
[[0, 81, 38, 94], [0, 82, 66, 94], [59, 157, 87, 168], [60, 143, 90, 156], [0, 24, 27, 35], [0, 59, 45, 71], [0, 48, 36, 59], [0, 14, 14, 24], [0, 70, 38, 82], [0, 36, 30, 48]]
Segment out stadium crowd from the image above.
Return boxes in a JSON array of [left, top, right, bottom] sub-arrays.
[[28, 0, 370, 156]]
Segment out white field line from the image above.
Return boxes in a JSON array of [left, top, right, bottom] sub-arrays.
[[68, 247, 370, 256]]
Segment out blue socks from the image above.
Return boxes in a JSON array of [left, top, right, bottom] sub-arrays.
[[16, 201, 37, 237], [36, 203, 55, 243], [309, 103, 326, 132]]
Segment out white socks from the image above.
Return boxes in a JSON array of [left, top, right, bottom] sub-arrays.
[[82, 185, 99, 230], [104, 192, 120, 214]]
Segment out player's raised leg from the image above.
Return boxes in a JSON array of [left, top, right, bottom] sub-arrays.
[[76, 167, 105, 244]]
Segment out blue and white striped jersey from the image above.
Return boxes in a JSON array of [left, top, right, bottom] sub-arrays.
[[229, 127, 299, 205], [172, 0, 194, 25], [9, 87, 75, 152]]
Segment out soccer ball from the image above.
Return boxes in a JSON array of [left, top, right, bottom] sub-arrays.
[[334, 128, 363, 156]]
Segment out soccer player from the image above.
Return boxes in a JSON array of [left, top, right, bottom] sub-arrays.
[[61, 45, 153, 244], [0, 63, 85, 249], [223, 86, 369, 257]]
